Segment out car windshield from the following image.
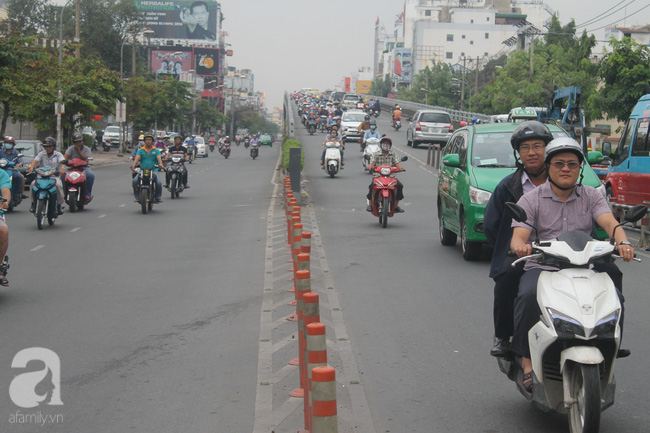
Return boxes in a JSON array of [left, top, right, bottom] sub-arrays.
[[472, 130, 568, 167], [105, 126, 119, 133], [15, 141, 36, 158], [343, 113, 366, 122], [419, 113, 450, 123]]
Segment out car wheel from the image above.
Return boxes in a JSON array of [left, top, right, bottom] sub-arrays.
[[412, 140, 419, 148], [460, 213, 482, 261], [438, 209, 457, 246], [406, 132, 412, 147]]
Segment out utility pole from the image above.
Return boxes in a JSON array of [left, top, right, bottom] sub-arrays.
[[529, 34, 535, 78], [460, 56, 466, 111], [132, 32, 136, 77], [74, 0, 80, 59]]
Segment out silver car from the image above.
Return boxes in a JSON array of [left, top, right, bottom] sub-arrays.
[[406, 110, 453, 148], [340, 110, 366, 142]]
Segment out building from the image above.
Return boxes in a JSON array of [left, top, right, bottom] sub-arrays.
[[605, 26, 650, 46]]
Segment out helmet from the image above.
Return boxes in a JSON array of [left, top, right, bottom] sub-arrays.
[[395, 105, 400, 109], [43, 137, 56, 147], [544, 137, 584, 165], [510, 121, 553, 150], [365, 115, 370, 121], [163, 135, 170, 139], [3, 136, 15, 145], [72, 132, 83, 142], [157, 134, 163, 139], [472, 117, 477, 123], [460, 121, 467, 127], [380, 136, 392, 151], [138, 134, 145, 140], [143, 133, 154, 141]]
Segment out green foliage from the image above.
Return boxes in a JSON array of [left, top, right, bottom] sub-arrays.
[[398, 63, 459, 108], [237, 110, 279, 136], [282, 139, 304, 171], [3, 0, 57, 37], [370, 74, 391, 97], [196, 99, 228, 131], [588, 38, 650, 122]]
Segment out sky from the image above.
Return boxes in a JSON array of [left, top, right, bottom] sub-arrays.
[[220, 0, 648, 111]]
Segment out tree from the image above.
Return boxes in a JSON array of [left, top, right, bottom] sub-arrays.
[[397, 63, 459, 108], [588, 38, 650, 122], [195, 99, 227, 132], [370, 74, 391, 97], [3, 0, 57, 37]]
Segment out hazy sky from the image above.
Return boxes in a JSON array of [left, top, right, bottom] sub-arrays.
[[221, 0, 648, 110]]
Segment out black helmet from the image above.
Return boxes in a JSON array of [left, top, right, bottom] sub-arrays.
[[43, 137, 56, 147], [72, 132, 83, 142], [143, 133, 154, 141], [365, 114, 370, 121], [510, 121, 553, 150]]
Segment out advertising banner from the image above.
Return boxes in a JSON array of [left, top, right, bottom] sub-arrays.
[[136, 0, 219, 42], [393, 48, 412, 82], [151, 50, 192, 78], [344, 77, 351, 92], [356, 80, 371, 94], [193, 47, 220, 76]]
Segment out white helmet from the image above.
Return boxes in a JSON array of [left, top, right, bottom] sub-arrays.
[[544, 137, 584, 165]]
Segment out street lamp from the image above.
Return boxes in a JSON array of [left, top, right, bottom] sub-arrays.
[[420, 88, 429, 106]]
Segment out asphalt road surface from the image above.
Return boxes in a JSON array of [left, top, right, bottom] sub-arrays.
[[0, 119, 648, 433]]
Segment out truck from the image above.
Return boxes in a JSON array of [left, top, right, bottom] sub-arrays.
[[601, 94, 650, 208]]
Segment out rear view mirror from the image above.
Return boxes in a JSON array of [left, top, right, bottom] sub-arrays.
[[602, 142, 612, 157], [625, 205, 648, 224], [442, 154, 460, 168], [505, 202, 527, 223], [587, 151, 604, 165]]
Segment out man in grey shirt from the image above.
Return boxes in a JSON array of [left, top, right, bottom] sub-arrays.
[[64, 132, 94, 201], [26, 137, 65, 214]]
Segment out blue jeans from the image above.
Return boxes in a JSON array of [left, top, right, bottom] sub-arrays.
[[132, 172, 162, 200], [83, 167, 94, 196]]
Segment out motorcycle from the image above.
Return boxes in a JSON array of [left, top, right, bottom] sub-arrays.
[[209, 140, 215, 152], [362, 138, 381, 172], [0, 157, 23, 211], [323, 140, 342, 178], [221, 142, 231, 159], [244, 138, 250, 149], [165, 153, 186, 199], [393, 119, 401, 131], [0, 197, 7, 282], [133, 166, 159, 214], [250, 143, 259, 160], [498, 202, 648, 433], [319, 115, 328, 132], [368, 156, 408, 228], [186, 145, 196, 164], [62, 158, 92, 212], [31, 166, 60, 229], [102, 139, 111, 152], [307, 116, 317, 135]]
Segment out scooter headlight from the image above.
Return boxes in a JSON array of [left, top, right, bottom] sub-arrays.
[[547, 308, 585, 338], [69, 172, 81, 181], [593, 310, 619, 339], [380, 167, 391, 176]]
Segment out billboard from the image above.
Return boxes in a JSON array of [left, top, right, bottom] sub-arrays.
[[356, 80, 372, 94], [393, 48, 412, 82], [193, 47, 220, 76], [151, 50, 192, 78], [344, 77, 351, 92], [136, 1, 219, 42]]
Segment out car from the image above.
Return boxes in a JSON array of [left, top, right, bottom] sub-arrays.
[[259, 133, 273, 147], [103, 125, 122, 147], [436, 123, 606, 261], [340, 93, 360, 110], [339, 110, 366, 142], [81, 126, 96, 143], [13, 140, 42, 167], [183, 136, 207, 157], [406, 109, 453, 148]]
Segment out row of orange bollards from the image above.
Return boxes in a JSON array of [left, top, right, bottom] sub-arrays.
[[282, 176, 338, 433]]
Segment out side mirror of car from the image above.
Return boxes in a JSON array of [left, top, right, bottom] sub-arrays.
[[441, 154, 460, 168], [587, 151, 605, 165], [505, 202, 527, 223], [602, 141, 612, 157]]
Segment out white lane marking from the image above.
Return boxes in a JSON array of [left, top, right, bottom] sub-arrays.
[[98, 214, 107, 218], [119, 204, 126, 208], [30, 245, 46, 252], [70, 227, 81, 232]]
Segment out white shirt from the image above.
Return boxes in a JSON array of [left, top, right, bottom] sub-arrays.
[[521, 171, 536, 195]]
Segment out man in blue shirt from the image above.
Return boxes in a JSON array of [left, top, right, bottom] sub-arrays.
[[0, 137, 27, 202]]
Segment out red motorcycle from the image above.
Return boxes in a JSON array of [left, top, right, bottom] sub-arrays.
[[63, 158, 91, 212], [369, 157, 407, 228]]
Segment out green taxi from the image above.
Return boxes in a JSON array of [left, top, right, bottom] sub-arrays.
[[259, 133, 273, 147], [436, 123, 606, 260]]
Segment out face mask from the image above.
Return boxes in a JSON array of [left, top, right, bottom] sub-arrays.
[[381, 144, 391, 151], [3, 143, 13, 151], [370, 126, 376, 130]]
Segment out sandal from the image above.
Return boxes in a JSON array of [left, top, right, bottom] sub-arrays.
[[0, 276, 9, 287], [522, 371, 533, 392]]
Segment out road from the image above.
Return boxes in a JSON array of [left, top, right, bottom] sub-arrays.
[[0, 117, 648, 433]]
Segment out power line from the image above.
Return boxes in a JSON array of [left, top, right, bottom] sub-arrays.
[[586, 3, 650, 32], [575, 0, 633, 28], [576, 0, 637, 29]]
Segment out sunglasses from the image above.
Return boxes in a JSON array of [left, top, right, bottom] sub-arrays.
[[550, 161, 580, 170]]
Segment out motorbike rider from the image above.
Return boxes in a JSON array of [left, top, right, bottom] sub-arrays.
[[392, 105, 402, 127], [186, 134, 197, 158], [131, 134, 146, 158], [320, 126, 344, 167], [0, 137, 28, 200], [372, 99, 381, 114], [510, 137, 634, 392], [0, 165, 11, 286], [357, 115, 371, 150], [164, 136, 190, 189], [366, 136, 404, 212], [64, 132, 95, 202], [26, 137, 65, 215], [131, 133, 165, 203], [154, 135, 166, 151], [362, 121, 381, 144]]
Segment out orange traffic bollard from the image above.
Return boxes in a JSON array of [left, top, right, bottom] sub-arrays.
[[301, 231, 312, 254], [311, 366, 337, 433], [289, 270, 311, 397]]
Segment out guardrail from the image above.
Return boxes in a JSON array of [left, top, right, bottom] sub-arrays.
[[283, 91, 295, 140], [373, 95, 491, 126], [609, 202, 650, 249]]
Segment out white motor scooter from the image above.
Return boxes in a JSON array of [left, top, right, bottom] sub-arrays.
[[363, 137, 380, 172], [499, 202, 647, 433], [323, 141, 342, 178]]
